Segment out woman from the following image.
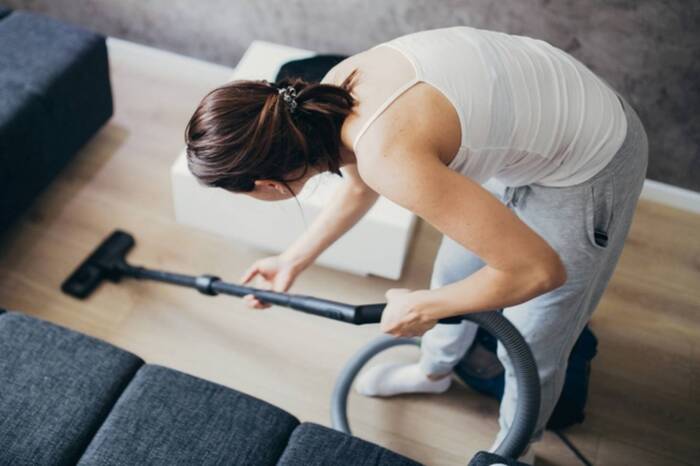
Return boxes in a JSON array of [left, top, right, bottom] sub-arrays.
[[185, 26, 648, 462]]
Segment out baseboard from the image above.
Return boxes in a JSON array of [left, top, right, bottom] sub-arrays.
[[641, 179, 700, 215]]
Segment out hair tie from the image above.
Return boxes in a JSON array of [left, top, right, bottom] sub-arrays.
[[277, 85, 298, 113]]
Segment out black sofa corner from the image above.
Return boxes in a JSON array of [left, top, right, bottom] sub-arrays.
[[0, 8, 113, 233]]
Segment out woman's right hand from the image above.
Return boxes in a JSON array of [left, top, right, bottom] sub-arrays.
[[239, 254, 306, 309]]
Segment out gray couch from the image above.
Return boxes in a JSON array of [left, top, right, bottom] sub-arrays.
[[0, 309, 523, 465], [0, 7, 112, 233], [0, 309, 423, 465]]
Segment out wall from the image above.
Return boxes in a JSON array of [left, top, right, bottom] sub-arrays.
[[3, 0, 698, 192]]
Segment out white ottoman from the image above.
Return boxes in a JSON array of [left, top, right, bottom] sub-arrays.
[[171, 41, 418, 280]]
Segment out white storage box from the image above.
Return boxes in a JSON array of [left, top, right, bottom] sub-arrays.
[[171, 41, 417, 279]]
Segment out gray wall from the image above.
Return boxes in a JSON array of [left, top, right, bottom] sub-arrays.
[[5, 0, 699, 192]]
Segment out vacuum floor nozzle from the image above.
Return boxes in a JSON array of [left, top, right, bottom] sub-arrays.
[[61, 230, 134, 298]]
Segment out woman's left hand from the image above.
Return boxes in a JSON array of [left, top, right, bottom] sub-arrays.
[[380, 288, 438, 337]]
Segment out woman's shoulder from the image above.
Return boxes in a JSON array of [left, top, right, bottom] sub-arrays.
[[320, 45, 377, 86], [322, 47, 459, 169]]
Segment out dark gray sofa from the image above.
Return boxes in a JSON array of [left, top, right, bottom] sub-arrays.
[[0, 309, 518, 465], [0, 7, 113, 232], [0, 309, 421, 465]]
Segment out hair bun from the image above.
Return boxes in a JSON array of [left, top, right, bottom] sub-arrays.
[[185, 71, 358, 194]]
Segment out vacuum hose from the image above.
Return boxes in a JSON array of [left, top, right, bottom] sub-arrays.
[[331, 311, 540, 460]]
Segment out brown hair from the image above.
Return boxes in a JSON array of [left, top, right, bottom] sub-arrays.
[[185, 70, 359, 194]]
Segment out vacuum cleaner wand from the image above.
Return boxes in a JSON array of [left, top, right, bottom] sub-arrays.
[[61, 230, 389, 325]]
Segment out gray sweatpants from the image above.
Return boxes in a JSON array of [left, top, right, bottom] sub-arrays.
[[419, 95, 648, 444]]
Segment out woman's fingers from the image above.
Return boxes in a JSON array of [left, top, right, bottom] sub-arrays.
[[241, 269, 274, 309], [243, 294, 270, 309], [240, 257, 289, 309], [241, 265, 274, 289], [240, 265, 259, 284]]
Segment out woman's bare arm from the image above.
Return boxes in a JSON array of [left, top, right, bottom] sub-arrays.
[[281, 163, 379, 269], [358, 145, 567, 319]]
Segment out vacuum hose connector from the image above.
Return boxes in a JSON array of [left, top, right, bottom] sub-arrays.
[[195, 275, 220, 296]]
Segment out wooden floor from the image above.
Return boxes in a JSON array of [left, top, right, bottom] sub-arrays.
[[1, 39, 699, 466]]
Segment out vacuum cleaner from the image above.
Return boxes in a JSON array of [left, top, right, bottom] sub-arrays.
[[62, 229, 541, 463]]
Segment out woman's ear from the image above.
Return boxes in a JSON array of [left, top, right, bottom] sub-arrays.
[[254, 179, 282, 193]]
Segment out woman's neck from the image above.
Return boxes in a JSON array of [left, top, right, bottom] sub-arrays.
[[339, 145, 357, 167]]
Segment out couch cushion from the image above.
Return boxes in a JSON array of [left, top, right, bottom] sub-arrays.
[[0, 11, 113, 159], [0, 79, 54, 228], [0, 6, 11, 20], [0, 312, 144, 466], [277, 423, 421, 466], [78, 364, 300, 465], [0, 11, 112, 231]]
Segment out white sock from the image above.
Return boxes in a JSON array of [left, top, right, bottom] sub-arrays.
[[355, 362, 451, 397]]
